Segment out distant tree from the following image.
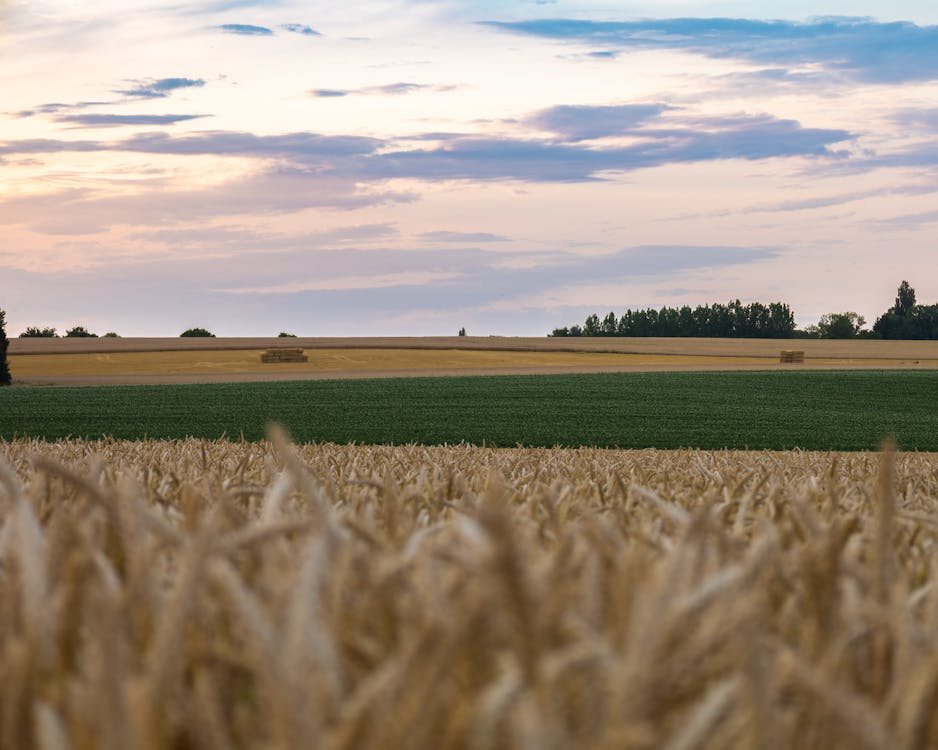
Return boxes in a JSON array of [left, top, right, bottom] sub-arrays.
[[278, 332, 297, 338], [548, 327, 570, 337], [65, 326, 97, 338], [583, 313, 601, 336], [817, 312, 866, 339], [458, 327, 467, 337], [103, 332, 120, 338], [20, 326, 58, 338], [180, 328, 215, 338], [0, 309, 11, 386], [894, 280, 916, 317], [874, 281, 938, 339], [601, 312, 618, 336]]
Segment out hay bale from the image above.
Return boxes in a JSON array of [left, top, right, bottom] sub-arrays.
[[779, 350, 805, 363]]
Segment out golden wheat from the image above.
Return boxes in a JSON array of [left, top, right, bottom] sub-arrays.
[[1, 436, 938, 748]]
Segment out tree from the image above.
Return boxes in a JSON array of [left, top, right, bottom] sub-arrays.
[[0, 309, 11, 386], [278, 332, 297, 338], [458, 327, 467, 337], [180, 328, 216, 337], [65, 326, 97, 338], [103, 332, 120, 337], [894, 281, 916, 317], [817, 312, 866, 339], [19, 326, 58, 338]]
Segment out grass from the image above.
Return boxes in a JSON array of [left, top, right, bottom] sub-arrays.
[[3, 370, 938, 450], [1, 437, 938, 747]]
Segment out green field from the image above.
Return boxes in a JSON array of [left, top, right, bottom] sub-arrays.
[[2, 371, 937, 450]]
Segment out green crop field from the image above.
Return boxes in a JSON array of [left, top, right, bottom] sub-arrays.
[[2, 370, 937, 450]]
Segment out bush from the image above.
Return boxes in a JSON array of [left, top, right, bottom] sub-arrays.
[[20, 326, 58, 338], [65, 326, 98, 338], [180, 328, 216, 338], [103, 332, 120, 338], [277, 332, 297, 338]]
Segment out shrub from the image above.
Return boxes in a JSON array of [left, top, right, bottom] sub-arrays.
[[278, 332, 297, 338], [19, 326, 58, 338], [65, 326, 98, 338], [180, 328, 216, 338]]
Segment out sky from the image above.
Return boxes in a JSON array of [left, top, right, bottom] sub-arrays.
[[1, 1, 937, 337]]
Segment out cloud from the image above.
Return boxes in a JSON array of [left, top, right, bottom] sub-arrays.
[[0, 109, 852, 185], [281, 23, 320, 36], [216, 23, 273, 35], [481, 17, 938, 84], [528, 103, 673, 141], [310, 82, 442, 98], [56, 114, 208, 127], [367, 115, 852, 182], [872, 208, 938, 231], [116, 77, 206, 99], [0, 168, 415, 235], [419, 231, 509, 243]]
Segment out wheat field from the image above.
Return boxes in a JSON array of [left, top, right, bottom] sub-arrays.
[[2, 435, 938, 748]]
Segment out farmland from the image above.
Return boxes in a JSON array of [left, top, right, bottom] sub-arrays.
[[3, 370, 938, 450], [1, 436, 937, 748], [7, 336, 938, 386]]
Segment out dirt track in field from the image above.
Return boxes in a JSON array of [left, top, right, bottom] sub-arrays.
[[7, 337, 938, 386]]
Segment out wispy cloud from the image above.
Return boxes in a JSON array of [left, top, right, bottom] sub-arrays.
[[116, 77, 206, 99], [0, 108, 853, 184], [482, 17, 938, 84], [281, 23, 320, 36], [56, 114, 208, 127], [216, 23, 273, 35], [528, 103, 673, 141], [310, 82, 447, 97], [419, 231, 509, 243]]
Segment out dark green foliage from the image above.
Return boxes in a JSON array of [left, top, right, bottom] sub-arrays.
[[551, 300, 796, 338], [895, 280, 916, 317], [277, 332, 297, 338], [65, 326, 97, 338], [0, 309, 10, 386], [180, 328, 216, 338], [874, 282, 938, 339], [103, 332, 120, 338], [2, 371, 937, 450], [458, 327, 467, 337], [20, 327, 58, 338], [815, 312, 867, 339]]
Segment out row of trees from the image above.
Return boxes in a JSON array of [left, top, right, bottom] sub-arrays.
[[551, 282, 938, 340], [551, 301, 797, 338]]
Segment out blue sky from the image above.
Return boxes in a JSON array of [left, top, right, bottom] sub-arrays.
[[1, 1, 937, 335]]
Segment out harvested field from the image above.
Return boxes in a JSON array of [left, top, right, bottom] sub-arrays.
[[9, 344, 938, 386], [1, 436, 938, 748], [10, 335, 938, 359]]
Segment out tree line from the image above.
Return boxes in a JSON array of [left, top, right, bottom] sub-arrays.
[[550, 281, 938, 340]]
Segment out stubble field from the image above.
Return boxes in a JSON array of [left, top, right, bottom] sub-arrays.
[[1, 435, 937, 749], [8, 336, 938, 386]]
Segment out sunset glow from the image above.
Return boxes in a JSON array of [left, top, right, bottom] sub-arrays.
[[2, 1, 937, 335]]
